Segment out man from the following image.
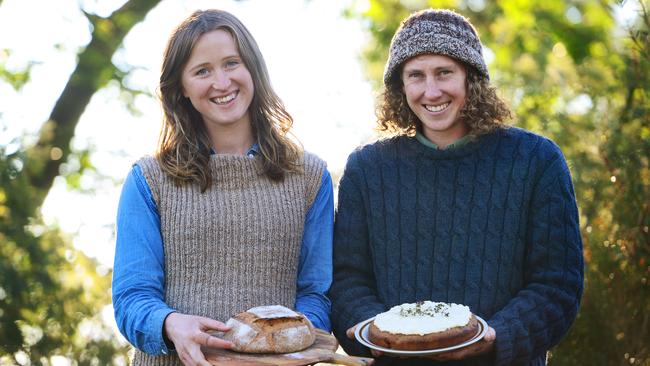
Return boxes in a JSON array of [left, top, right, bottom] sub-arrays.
[[329, 8, 584, 366]]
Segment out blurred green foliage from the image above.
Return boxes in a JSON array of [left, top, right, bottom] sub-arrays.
[[0, 0, 160, 364], [0, 149, 129, 364], [0, 55, 33, 91], [1, 0, 648, 364], [350, 0, 649, 364]]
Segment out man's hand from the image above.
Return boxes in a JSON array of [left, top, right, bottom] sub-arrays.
[[164, 312, 234, 366], [346, 321, 383, 358], [426, 326, 496, 361]]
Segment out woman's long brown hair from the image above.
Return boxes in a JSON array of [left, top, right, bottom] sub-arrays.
[[157, 9, 301, 191]]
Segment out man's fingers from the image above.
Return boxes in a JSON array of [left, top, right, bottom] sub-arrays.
[[483, 326, 496, 341], [346, 323, 382, 356], [431, 337, 491, 361], [370, 349, 383, 357], [346, 325, 357, 339]]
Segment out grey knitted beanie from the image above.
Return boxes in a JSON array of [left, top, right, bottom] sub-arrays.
[[383, 9, 489, 86]]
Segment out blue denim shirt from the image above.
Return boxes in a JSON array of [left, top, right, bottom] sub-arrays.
[[112, 151, 333, 355]]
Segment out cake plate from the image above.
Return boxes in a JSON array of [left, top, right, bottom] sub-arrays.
[[354, 315, 488, 356]]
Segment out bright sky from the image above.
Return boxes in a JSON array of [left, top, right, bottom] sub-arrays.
[[0, 0, 376, 270], [1, 0, 641, 270]]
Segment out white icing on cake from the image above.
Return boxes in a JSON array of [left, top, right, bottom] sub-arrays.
[[247, 305, 299, 319], [374, 301, 471, 335]]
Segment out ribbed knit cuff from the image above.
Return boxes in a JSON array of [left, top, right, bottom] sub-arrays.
[[490, 318, 514, 366]]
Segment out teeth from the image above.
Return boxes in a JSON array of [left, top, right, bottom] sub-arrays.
[[212, 92, 237, 104], [425, 102, 449, 112]]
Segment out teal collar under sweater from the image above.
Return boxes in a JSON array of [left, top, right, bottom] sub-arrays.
[[415, 130, 473, 150]]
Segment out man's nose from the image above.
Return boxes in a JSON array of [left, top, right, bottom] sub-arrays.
[[424, 77, 442, 99]]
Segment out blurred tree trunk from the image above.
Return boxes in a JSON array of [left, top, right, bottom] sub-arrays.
[[0, 0, 161, 363], [26, 0, 161, 207]]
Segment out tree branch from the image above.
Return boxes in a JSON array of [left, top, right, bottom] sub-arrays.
[[25, 0, 161, 206]]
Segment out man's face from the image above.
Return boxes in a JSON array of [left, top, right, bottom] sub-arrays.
[[401, 54, 468, 147]]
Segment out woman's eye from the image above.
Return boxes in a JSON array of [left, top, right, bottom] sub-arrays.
[[195, 68, 209, 76], [225, 60, 240, 68]]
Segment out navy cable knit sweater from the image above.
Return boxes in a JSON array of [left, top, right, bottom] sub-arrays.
[[329, 127, 584, 366]]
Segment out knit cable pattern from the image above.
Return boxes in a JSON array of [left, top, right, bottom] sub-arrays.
[[329, 128, 583, 366]]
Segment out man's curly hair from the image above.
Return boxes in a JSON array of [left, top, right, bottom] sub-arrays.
[[377, 64, 512, 136]]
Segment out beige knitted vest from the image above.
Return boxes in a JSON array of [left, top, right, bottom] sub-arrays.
[[131, 153, 325, 366]]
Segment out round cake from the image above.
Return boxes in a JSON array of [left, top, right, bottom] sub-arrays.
[[368, 301, 478, 350]]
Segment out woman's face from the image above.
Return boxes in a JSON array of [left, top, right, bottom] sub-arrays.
[[181, 29, 254, 133]]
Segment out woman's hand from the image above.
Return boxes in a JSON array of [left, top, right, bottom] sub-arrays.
[[426, 326, 496, 361], [346, 321, 383, 358], [164, 312, 234, 366]]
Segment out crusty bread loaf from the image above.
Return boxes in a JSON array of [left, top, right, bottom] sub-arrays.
[[221, 305, 315, 353], [369, 314, 478, 350]]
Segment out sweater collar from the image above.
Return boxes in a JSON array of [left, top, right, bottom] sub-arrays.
[[404, 129, 502, 160], [415, 131, 474, 150]]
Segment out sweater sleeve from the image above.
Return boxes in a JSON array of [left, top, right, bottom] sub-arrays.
[[489, 147, 584, 365], [329, 151, 386, 356]]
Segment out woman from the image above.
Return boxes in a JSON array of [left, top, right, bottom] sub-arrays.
[[112, 9, 333, 366]]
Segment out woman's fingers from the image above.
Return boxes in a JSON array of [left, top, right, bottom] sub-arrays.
[[199, 317, 232, 332], [196, 317, 233, 349], [164, 312, 235, 365], [187, 344, 213, 366], [194, 331, 234, 349]]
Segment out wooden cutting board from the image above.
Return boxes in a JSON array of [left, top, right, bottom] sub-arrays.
[[203, 329, 374, 366]]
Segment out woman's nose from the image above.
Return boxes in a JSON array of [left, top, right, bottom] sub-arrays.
[[211, 71, 231, 90]]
